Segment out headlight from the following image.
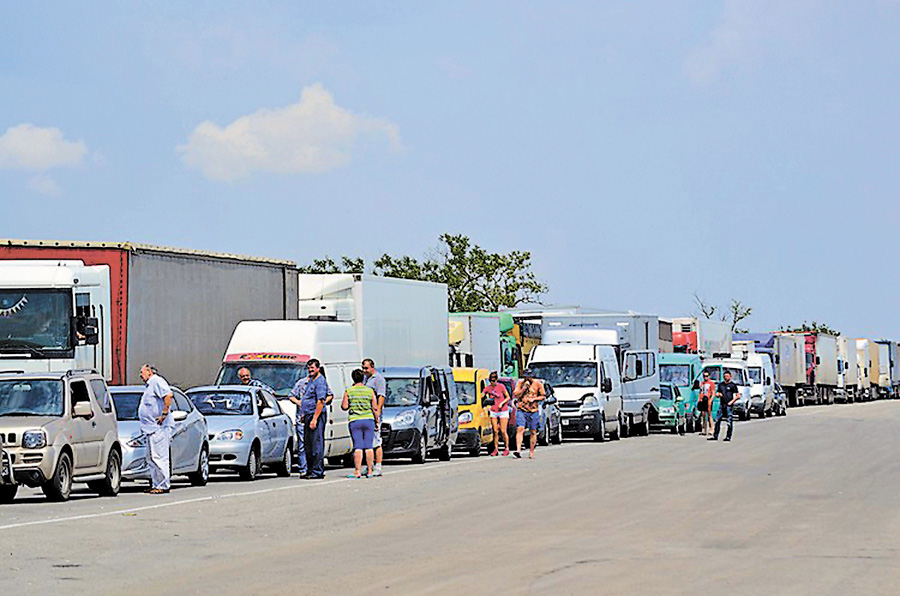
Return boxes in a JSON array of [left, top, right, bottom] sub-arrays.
[[581, 395, 599, 410], [215, 429, 244, 441], [22, 430, 47, 450], [127, 435, 148, 448], [458, 411, 473, 424], [393, 409, 418, 428], [659, 407, 675, 415]]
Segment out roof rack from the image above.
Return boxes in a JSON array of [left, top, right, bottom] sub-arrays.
[[65, 368, 99, 377]]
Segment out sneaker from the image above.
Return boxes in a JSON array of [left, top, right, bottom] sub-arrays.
[[723, 437, 732, 442], [513, 451, 522, 459], [502, 449, 510, 457], [372, 464, 383, 477], [707, 436, 717, 441]]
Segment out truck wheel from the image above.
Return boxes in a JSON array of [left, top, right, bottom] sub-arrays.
[[411, 432, 427, 464], [239, 446, 260, 481], [593, 417, 606, 442], [190, 446, 210, 486], [89, 449, 121, 497], [42, 452, 73, 502]]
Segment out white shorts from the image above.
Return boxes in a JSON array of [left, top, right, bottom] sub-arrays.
[[490, 410, 510, 419]]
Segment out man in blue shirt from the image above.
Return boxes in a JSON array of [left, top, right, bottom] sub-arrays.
[[289, 358, 330, 479], [138, 364, 174, 494]]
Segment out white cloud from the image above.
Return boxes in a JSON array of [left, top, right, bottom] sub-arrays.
[[26, 174, 62, 197], [0, 124, 88, 171], [177, 84, 401, 181], [684, 1, 813, 85]]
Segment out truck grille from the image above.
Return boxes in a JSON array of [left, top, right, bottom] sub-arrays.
[[0, 433, 17, 446], [558, 402, 581, 414]]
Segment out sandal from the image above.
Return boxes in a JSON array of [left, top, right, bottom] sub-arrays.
[[148, 488, 169, 495]]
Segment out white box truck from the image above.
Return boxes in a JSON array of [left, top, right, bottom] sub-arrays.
[[217, 274, 449, 460], [671, 317, 732, 355], [874, 341, 898, 399], [448, 314, 502, 371], [856, 339, 878, 401], [539, 312, 659, 437], [837, 337, 859, 403]]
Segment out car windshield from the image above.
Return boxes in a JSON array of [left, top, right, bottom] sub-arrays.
[[0, 289, 73, 353], [660, 385, 673, 400], [660, 364, 691, 386], [111, 392, 141, 421], [385, 378, 420, 407], [217, 363, 307, 397], [528, 363, 597, 387], [457, 381, 477, 405], [0, 379, 64, 417], [188, 391, 253, 416], [748, 367, 762, 384]]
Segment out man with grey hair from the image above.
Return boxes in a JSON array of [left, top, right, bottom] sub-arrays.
[[138, 364, 174, 494]]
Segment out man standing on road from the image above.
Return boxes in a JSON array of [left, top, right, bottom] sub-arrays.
[[289, 359, 330, 479], [138, 364, 174, 494], [237, 367, 275, 394], [513, 370, 545, 459], [698, 370, 716, 436], [710, 370, 739, 442], [362, 358, 386, 477]]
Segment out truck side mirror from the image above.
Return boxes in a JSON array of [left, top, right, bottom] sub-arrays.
[[72, 316, 99, 346], [602, 378, 612, 393]]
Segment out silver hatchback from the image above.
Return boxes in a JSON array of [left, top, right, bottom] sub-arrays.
[[187, 386, 294, 481], [110, 386, 210, 487]]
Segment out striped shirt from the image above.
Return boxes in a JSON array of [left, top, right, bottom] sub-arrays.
[[346, 385, 376, 422]]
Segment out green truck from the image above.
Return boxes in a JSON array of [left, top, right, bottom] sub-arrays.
[[656, 353, 703, 432]]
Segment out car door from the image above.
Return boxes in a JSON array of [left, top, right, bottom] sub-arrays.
[[261, 390, 288, 462], [622, 350, 659, 422], [252, 390, 277, 462], [422, 370, 439, 446], [69, 379, 103, 471], [169, 392, 195, 473]]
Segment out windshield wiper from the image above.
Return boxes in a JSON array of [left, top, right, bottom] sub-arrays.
[[0, 340, 48, 358]]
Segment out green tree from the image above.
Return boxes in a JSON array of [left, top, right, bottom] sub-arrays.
[[297, 234, 548, 312], [779, 321, 841, 336]]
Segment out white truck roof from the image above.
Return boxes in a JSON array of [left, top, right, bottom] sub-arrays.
[[226, 320, 361, 364]]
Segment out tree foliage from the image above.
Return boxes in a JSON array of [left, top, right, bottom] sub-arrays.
[[693, 293, 753, 333], [297, 234, 548, 312], [779, 321, 841, 336]]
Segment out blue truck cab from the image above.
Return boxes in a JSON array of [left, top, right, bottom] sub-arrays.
[[657, 353, 703, 432], [380, 366, 459, 463]]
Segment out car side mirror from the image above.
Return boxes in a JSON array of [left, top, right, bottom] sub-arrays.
[[261, 407, 277, 418], [171, 410, 188, 422], [544, 396, 557, 405], [602, 378, 612, 393], [73, 401, 93, 418]]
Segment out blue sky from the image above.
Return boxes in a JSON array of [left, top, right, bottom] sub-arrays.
[[2, 2, 899, 338]]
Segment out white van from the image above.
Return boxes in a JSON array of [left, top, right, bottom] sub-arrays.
[[529, 342, 624, 441], [745, 353, 776, 418], [699, 357, 753, 420]]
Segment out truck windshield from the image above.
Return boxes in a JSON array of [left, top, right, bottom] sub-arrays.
[[457, 381, 477, 405], [747, 367, 762, 384], [701, 366, 747, 385], [528, 363, 597, 388], [188, 391, 253, 416], [0, 289, 72, 353], [660, 364, 691, 386], [111, 392, 141, 421], [217, 363, 307, 397], [384, 378, 420, 407], [0, 379, 64, 417]]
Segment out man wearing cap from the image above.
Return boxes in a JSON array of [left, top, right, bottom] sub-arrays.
[[512, 370, 545, 459]]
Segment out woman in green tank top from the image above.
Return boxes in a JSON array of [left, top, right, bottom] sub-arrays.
[[342, 368, 378, 478]]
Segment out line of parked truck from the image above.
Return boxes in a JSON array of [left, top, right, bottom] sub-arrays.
[[1, 239, 896, 503]]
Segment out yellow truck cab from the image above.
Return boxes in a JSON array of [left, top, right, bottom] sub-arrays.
[[452, 368, 493, 456]]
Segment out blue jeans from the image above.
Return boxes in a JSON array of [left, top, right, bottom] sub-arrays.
[[713, 404, 733, 440], [299, 413, 326, 477]]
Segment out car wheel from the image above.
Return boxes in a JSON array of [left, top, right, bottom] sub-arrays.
[[190, 446, 210, 486], [593, 416, 606, 442], [551, 418, 563, 444], [468, 435, 482, 457], [538, 422, 550, 446], [411, 431, 427, 464], [239, 446, 260, 481], [274, 441, 292, 477], [89, 449, 121, 497], [0, 484, 18, 503], [42, 451, 73, 502]]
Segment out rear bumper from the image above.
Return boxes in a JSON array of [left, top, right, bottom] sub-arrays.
[[452, 428, 481, 451]]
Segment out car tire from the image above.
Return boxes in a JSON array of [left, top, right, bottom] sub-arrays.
[[551, 419, 563, 444], [274, 442, 292, 477], [411, 431, 426, 464], [0, 484, 18, 503], [189, 446, 210, 486], [538, 422, 550, 446], [239, 445, 260, 481], [593, 416, 606, 442], [42, 451, 73, 502], [89, 449, 121, 497]]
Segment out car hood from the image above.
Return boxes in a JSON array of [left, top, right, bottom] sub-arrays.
[[382, 405, 421, 422], [0, 415, 61, 435], [116, 420, 142, 442], [552, 387, 595, 404], [205, 416, 256, 434]]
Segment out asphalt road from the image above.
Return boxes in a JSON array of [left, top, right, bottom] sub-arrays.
[[3, 401, 900, 595]]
